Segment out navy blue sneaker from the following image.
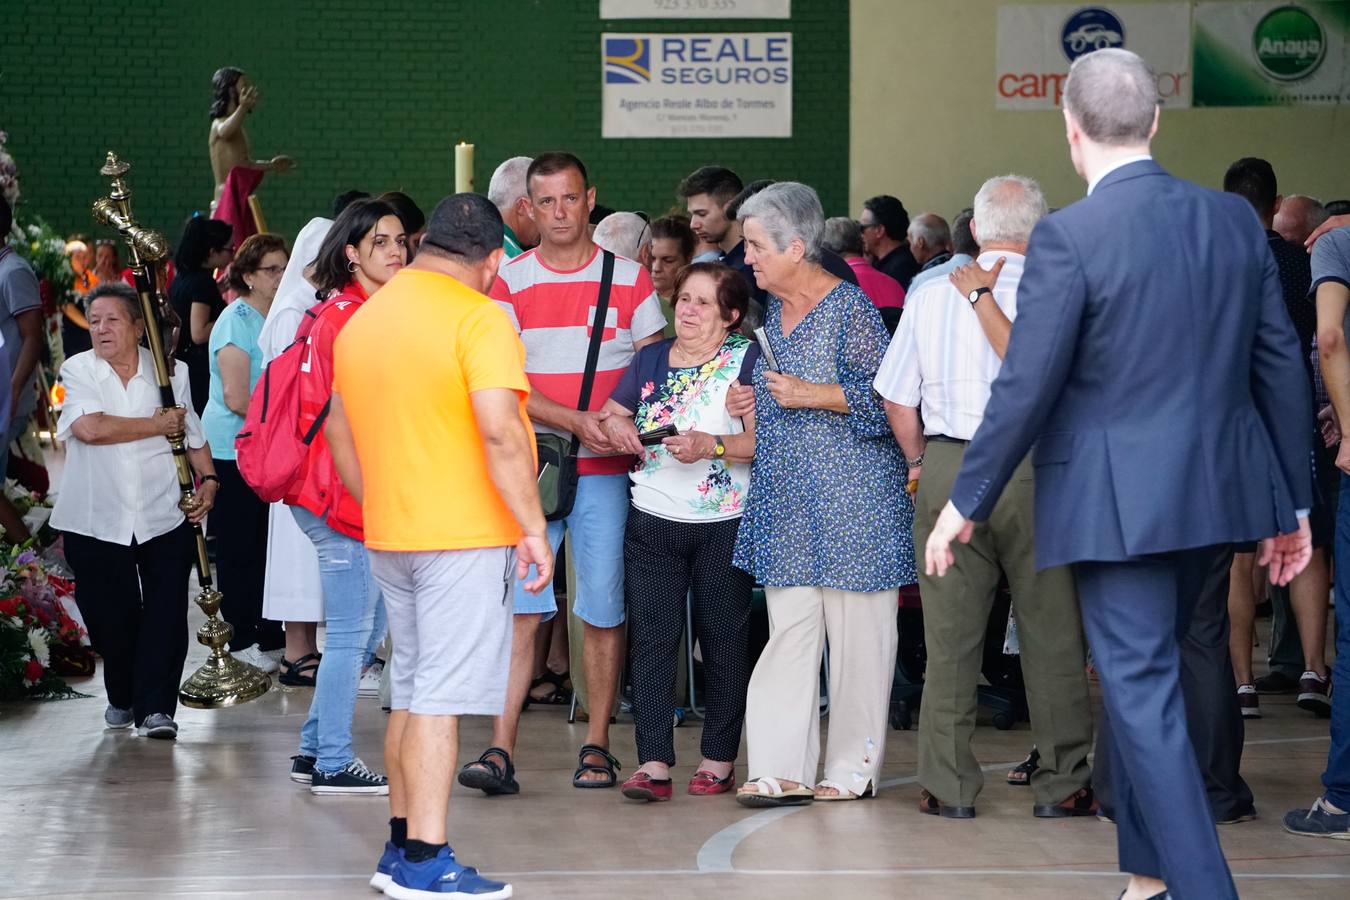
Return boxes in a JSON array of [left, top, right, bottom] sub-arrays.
[[384, 846, 512, 898], [369, 841, 402, 892], [1283, 797, 1350, 840]]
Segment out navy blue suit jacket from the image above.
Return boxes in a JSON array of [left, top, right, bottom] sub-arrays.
[[950, 160, 1314, 570]]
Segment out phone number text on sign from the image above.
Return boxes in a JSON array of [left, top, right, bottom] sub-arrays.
[[600, 0, 791, 18]]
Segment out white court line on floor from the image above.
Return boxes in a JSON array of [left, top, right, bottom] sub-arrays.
[[695, 734, 1334, 873]]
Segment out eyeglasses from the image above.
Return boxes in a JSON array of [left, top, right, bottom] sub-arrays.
[[255, 265, 286, 276], [857, 220, 882, 231], [635, 211, 651, 249]]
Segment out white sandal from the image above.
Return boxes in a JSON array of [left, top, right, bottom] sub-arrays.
[[814, 779, 865, 801], [735, 776, 815, 808]]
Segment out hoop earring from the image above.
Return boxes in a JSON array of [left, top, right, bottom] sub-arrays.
[[347, 260, 357, 273]]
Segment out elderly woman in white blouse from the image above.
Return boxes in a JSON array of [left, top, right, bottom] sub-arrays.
[[50, 283, 217, 740]]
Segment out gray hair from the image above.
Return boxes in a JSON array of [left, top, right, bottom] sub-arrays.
[[972, 175, 1048, 245], [737, 181, 824, 263], [592, 212, 652, 261], [821, 217, 865, 257], [86, 281, 143, 323], [487, 156, 532, 209], [907, 213, 951, 252], [1064, 48, 1158, 146]]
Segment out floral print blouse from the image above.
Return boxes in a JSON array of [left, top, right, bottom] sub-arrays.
[[610, 333, 760, 522], [733, 281, 918, 591]]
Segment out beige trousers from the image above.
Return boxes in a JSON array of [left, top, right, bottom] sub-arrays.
[[745, 585, 899, 793]]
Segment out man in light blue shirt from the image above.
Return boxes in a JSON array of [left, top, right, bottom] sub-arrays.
[[906, 208, 976, 294]]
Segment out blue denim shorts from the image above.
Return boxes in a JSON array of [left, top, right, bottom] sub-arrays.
[[514, 473, 628, 628]]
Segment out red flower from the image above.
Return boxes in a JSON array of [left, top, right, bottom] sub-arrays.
[[23, 658, 44, 684], [0, 597, 20, 617]]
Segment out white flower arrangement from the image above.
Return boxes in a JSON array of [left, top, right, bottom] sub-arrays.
[[27, 627, 49, 667]]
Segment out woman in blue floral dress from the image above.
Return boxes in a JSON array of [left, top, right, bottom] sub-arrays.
[[600, 263, 761, 802], [729, 183, 918, 807]]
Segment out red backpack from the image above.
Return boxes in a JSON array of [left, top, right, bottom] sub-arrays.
[[234, 301, 335, 502]]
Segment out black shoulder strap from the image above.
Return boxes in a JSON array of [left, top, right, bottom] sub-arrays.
[[576, 249, 614, 412], [569, 249, 615, 452]]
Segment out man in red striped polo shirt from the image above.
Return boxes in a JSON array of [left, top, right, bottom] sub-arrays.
[[459, 152, 665, 793]]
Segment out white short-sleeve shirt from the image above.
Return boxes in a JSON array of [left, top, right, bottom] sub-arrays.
[[50, 348, 206, 545], [873, 251, 1025, 440]]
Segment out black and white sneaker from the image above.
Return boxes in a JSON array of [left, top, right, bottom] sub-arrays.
[[290, 754, 317, 784], [310, 758, 389, 795]]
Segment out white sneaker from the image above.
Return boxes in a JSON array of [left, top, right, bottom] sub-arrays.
[[231, 643, 280, 674], [358, 662, 384, 698]]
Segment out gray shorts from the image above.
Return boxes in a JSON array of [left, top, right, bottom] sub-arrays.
[[369, 547, 514, 716]]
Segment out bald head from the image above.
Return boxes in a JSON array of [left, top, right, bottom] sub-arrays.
[[1274, 194, 1328, 245], [907, 213, 951, 266]]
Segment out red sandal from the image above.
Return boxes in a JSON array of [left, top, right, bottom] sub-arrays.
[[621, 771, 672, 802], [688, 769, 735, 796]]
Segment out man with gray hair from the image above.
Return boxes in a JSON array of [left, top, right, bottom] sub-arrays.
[[924, 49, 1312, 900], [908, 209, 977, 294], [487, 155, 538, 258], [592, 211, 652, 264], [1275, 194, 1330, 246], [875, 174, 1096, 825], [906, 213, 952, 276]]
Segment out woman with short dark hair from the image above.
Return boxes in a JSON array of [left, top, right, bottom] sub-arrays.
[[170, 215, 234, 413], [51, 282, 217, 740], [599, 262, 760, 802], [203, 232, 289, 676]]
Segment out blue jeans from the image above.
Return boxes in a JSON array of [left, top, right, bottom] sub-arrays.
[[1325, 474, 1350, 809], [512, 473, 628, 627], [292, 506, 384, 773]]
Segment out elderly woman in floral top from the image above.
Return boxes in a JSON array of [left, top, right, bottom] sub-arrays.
[[600, 262, 760, 803], [730, 182, 917, 807]]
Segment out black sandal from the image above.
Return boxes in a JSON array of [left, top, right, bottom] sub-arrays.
[[1007, 747, 1040, 786], [278, 652, 320, 687], [457, 747, 520, 796], [526, 670, 572, 706], [572, 744, 621, 789]]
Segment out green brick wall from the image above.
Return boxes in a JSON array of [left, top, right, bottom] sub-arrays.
[[3, 1, 849, 244]]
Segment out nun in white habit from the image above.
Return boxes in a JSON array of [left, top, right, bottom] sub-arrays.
[[259, 218, 330, 659]]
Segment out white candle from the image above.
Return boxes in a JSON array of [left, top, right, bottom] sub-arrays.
[[455, 141, 474, 193]]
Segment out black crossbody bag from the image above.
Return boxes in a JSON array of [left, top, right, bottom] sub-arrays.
[[536, 250, 615, 521]]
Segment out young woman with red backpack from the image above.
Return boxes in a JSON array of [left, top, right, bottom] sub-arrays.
[[284, 198, 407, 795]]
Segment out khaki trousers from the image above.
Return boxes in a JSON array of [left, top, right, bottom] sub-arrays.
[[745, 585, 899, 793], [914, 440, 1093, 807]]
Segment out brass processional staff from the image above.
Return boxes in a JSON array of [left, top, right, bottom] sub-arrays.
[[92, 152, 270, 708]]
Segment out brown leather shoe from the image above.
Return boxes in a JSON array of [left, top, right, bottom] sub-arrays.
[[1034, 786, 1100, 818], [919, 788, 975, 819]]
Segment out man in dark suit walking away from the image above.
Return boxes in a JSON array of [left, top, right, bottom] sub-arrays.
[[925, 49, 1313, 900]]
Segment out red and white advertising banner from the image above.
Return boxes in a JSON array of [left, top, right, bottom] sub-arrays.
[[996, 3, 1193, 109]]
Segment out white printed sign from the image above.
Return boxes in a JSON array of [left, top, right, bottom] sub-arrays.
[[602, 32, 793, 138], [601, 0, 790, 19], [996, 3, 1193, 109]]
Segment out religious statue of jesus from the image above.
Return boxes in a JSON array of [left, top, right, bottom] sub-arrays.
[[208, 67, 294, 210]]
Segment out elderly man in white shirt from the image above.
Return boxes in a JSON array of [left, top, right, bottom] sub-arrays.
[[874, 175, 1096, 820], [50, 282, 217, 740]]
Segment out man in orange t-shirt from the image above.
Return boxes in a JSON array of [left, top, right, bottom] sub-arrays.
[[326, 192, 551, 899]]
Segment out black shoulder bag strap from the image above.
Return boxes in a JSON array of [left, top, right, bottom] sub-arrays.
[[569, 249, 615, 455]]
